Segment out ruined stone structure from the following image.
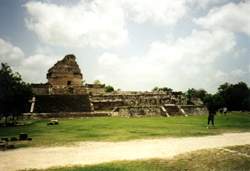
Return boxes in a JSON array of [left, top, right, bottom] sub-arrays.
[[47, 54, 83, 86], [89, 91, 206, 116], [31, 54, 208, 117], [85, 83, 106, 94], [31, 55, 91, 113], [32, 54, 87, 95]]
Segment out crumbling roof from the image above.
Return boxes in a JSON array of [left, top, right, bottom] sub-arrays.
[[47, 54, 82, 78]]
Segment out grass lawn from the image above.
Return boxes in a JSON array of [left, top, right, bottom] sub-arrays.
[[27, 145, 250, 171], [0, 112, 250, 147]]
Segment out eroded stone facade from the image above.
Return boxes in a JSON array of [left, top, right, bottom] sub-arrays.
[[47, 54, 83, 86], [89, 91, 207, 116], [32, 55, 87, 95]]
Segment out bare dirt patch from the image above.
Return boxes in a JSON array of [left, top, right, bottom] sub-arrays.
[[1, 132, 250, 171]]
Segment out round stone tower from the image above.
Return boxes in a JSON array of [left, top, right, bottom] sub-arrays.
[[47, 54, 83, 86]]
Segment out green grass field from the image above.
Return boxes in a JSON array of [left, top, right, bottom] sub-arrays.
[[27, 145, 250, 171], [1, 112, 250, 147]]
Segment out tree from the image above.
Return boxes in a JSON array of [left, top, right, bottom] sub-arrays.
[[218, 82, 230, 95], [242, 93, 250, 111], [105, 85, 114, 92], [186, 88, 208, 104], [195, 89, 208, 102], [93, 80, 101, 85], [0, 63, 32, 125], [203, 94, 224, 112], [152, 87, 159, 92], [160, 87, 173, 92], [212, 94, 225, 110], [242, 90, 250, 111], [217, 82, 249, 111], [152, 87, 172, 93]]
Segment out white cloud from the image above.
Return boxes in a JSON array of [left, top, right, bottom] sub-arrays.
[[25, 0, 128, 48], [231, 69, 247, 77], [215, 69, 248, 85], [0, 39, 24, 66], [123, 0, 188, 25], [4, 0, 248, 92], [187, 0, 231, 9], [147, 29, 235, 65], [98, 53, 121, 66], [195, 1, 250, 36], [0, 38, 58, 83], [25, 0, 191, 49], [19, 54, 59, 83], [96, 29, 236, 91]]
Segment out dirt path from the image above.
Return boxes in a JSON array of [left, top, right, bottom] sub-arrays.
[[1, 132, 250, 171]]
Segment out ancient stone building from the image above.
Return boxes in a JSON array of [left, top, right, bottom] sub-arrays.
[[32, 54, 87, 95], [31, 54, 207, 117], [31, 55, 91, 113], [47, 54, 83, 87]]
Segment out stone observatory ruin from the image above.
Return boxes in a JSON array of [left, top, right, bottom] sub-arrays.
[[47, 54, 83, 87], [30, 54, 207, 117], [31, 54, 91, 114]]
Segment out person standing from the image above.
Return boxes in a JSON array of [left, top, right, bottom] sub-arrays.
[[204, 94, 218, 128], [207, 107, 216, 128], [223, 107, 227, 115]]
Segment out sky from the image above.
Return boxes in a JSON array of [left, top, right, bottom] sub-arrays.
[[0, 0, 249, 92]]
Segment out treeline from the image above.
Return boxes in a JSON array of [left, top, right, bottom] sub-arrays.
[[0, 63, 32, 125], [154, 82, 250, 112], [188, 82, 250, 111]]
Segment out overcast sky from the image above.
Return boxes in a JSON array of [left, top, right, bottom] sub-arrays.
[[0, 0, 249, 92]]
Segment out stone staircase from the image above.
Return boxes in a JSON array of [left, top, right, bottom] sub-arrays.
[[164, 104, 183, 116]]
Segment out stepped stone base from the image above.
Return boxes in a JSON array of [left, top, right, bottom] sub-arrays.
[[34, 95, 91, 113]]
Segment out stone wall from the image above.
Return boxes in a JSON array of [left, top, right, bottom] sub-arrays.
[[85, 84, 106, 94], [115, 106, 164, 117], [91, 92, 187, 110], [90, 92, 187, 111], [31, 84, 50, 95], [90, 92, 208, 116], [181, 105, 208, 115], [32, 85, 88, 95], [49, 85, 87, 95], [47, 73, 82, 86], [34, 95, 91, 113]]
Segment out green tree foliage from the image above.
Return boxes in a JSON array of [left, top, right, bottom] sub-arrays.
[[152, 87, 173, 93], [186, 88, 208, 104], [152, 87, 159, 92], [160, 87, 173, 92], [105, 85, 114, 92], [203, 82, 250, 112], [203, 94, 224, 112], [94, 80, 101, 85], [218, 82, 249, 111], [0, 63, 32, 125], [152, 82, 250, 111], [242, 94, 250, 111]]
